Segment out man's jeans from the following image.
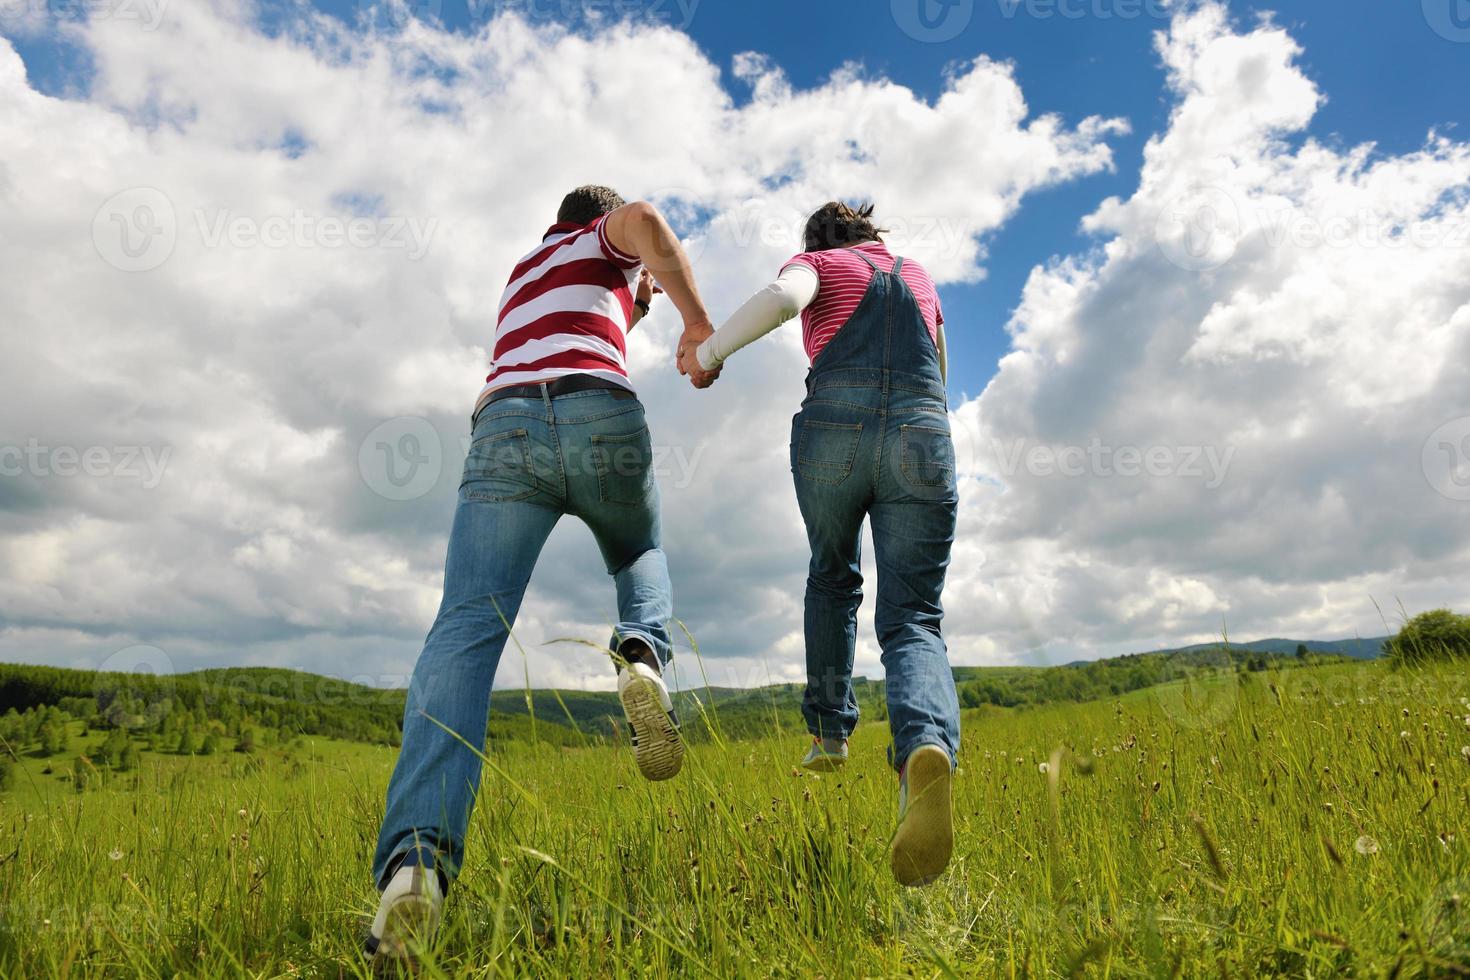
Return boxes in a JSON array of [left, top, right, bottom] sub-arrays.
[[372, 387, 673, 891], [791, 383, 961, 771]]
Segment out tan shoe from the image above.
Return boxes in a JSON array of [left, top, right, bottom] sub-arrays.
[[889, 744, 954, 886]]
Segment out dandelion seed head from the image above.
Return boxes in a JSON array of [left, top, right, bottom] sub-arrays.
[[1038, 762, 1049, 774], [1354, 835, 1379, 856], [108, 849, 123, 861]]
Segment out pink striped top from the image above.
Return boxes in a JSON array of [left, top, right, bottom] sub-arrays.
[[783, 241, 943, 363]]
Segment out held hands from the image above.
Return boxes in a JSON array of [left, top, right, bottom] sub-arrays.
[[676, 319, 722, 390]]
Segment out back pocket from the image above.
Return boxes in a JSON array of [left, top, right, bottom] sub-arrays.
[[796, 420, 863, 486], [591, 426, 653, 505], [462, 429, 537, 502], [900, 423, 956, 488]]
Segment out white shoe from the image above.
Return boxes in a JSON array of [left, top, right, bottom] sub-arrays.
[[365, 863, 443, 965], [890, 744, 954, 887], [800, 736, 848, 772], [617, 659, 684, 781]]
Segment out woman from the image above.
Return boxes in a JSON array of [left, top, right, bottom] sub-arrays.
[[681, 201, 961, 887]]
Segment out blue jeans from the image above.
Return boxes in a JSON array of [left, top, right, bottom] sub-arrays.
[[791, 382, 961, 771], [372, 387, 673, 891]]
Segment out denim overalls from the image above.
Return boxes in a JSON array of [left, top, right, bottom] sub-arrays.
[[790, 250, 961, 770]]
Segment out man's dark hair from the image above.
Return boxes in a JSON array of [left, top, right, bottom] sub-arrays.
[[557, 185, 627, 226], [803, 201, 888, 252]]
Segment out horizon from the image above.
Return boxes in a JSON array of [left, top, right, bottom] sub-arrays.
[[0, 629, 1395, 694]]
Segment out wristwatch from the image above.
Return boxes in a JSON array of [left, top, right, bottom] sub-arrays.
[[634, 298, 651, 316]]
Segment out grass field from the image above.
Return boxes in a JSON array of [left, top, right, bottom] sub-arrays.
[[2, 660, 1468, 978]]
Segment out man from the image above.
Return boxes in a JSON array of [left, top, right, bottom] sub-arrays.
[[366, 186, 717, 963]]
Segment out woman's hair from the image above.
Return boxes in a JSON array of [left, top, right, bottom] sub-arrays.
[[557, 185, 626, 226], [803, 201, 887, 252]]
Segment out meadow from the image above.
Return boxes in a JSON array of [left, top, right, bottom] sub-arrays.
[[1, 659, 1468, 978]]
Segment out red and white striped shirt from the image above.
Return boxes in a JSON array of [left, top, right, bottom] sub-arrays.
[[479, 215, 641, 403], [784, 241, 942, 362]]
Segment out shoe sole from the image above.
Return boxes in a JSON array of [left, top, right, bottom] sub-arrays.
[[620, 675, 684, 781], [370, 893, 438, 969], [890, 745, 953, 887], [801, 753, 847, 773]]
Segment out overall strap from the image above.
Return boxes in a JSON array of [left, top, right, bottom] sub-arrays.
[[892, 255, 905, 275], [850, 249, 882, 273]]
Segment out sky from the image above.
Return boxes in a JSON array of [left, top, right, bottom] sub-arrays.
[[1, 0, 1468, 692]]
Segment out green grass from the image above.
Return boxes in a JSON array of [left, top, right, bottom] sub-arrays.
[[2, 660, 1468, 977]]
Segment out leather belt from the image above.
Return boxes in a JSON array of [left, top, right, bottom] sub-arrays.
[[486, 375, 631, 405]]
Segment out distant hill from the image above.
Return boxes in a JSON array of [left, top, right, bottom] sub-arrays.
[[1057, 636, 1387, 668], [0, 634, 1382, 753], [1157, 636, 1386, 661]]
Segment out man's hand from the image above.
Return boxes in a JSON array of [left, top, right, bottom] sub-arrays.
[[635, 268, 660, 307], [675, 319, 715, 377]]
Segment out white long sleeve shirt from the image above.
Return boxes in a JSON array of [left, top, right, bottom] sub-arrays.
[[697, 263, 948, 382]]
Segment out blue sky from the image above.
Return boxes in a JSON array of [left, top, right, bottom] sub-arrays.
[[11, 0, 1467, 403]]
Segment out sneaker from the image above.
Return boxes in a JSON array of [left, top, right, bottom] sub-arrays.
[[800, 736, 848, 772], [365, 863, 444, 965], [889, 744, 953, 887], [617, 660, 684, 781]]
